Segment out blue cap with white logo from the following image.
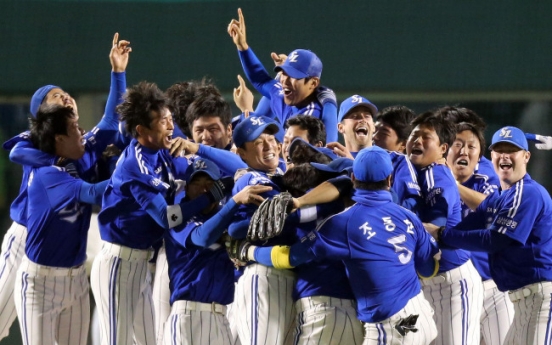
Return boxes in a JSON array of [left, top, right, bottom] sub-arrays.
[[185, 158, 221, 185], [353, 146, 393, 183], [274, 49, 323, 79], [338, 95, 378, 122], [30, 85, 61, 117], [489, 126, 528, 151], [232, 115, 282, 148]]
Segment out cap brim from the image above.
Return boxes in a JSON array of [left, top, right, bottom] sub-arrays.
[[310, 162, 339, 173], [187, 170, 220, 185], [489, 140, 526, 151], [339, 103, 378, 122], [274, 65, 309, 79]]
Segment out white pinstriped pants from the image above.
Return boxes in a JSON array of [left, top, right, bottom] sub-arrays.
[[152, 243, 171, 345], [234, 264, 296, 345], [480, 279, 513, 345], [421, 260, 484, 345], [287, 295, 363, 345], [0, 221, 27, 340], [15, 256, 90, 345], [90, 242, 156, 345], [363, 291, 437, 345]]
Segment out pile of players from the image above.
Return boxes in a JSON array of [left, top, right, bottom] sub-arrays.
[[1, 8, 552, 345]]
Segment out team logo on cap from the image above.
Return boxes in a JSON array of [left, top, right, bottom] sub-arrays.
[[500, 128, 512, 138], [250, 117, 265, 126], [288, 51, 299, 62], [194, 159, 207, 170], [351, 95, 363, 103]]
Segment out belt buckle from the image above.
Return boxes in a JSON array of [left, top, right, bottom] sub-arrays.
[[522, 287, 532, 298], [211, 302, 223, 315]]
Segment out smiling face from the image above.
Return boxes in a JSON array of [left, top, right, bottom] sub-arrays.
[[491, 142, 530, 189], [237, 131, 281, 173], [44, 88, 78, 115], [406, 124, 448, 168], [279, 72, 319, 106], [446, 129, 481, 183], [338, 105, 375, 152], [137, 107, 174, 150], [191, 116, 232, 149], [282, 125, 312, 166], [373, 121, 404, 152], [56, 115, 85, 160]]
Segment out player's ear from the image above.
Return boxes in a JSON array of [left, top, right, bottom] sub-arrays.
[[135, 124, 145, 138], [337, 122, 345, 134], [397, 140, 406, 153], [439, 142, 448, 157], [385, 174, 392, 188], [524, 150, 531, 163], [236, 147, 246, 160], [226, 123, 233, 136], [309, 77, 320, 90]]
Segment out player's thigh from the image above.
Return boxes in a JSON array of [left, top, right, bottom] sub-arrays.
[[480, 285, 513, 345], [57, 273, 90, 345], [152, 245, 171, 344], [163, 310, 232, 345], [507, 284, 552, 345], [132, 273, 156, 345]]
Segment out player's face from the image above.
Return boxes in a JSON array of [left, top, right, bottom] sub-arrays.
[[373, 121, 404, 152], [237, 132, 281, 173], [446, 129, 481, 183], [139, 107, 174, 150], [44, 88, 79, 116], [338, 106, 375, 149], [406, 124, 447, 168], [186, 174, 215, 200], [56, 116, 85, 160], [279, 72, 318, 106], [282, 125, 311, 164], [191, 116, 232, 149], [491, 142, 530, 188]]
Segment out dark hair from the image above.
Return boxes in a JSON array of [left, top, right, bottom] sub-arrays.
[[185, 93, 232, 137], [455, 122, 486, 158], [376, 106, 416, 144], [286, 115, 327, 146], [353, 178, 389, 191], [288, 144, 333, 166], [411, 112, 456, 157], [165, 79, 222, 137], [30, 104, 76, 155], [283, 163, 328, 197], [117, 82, 169, 138], [434, 106, 486, 130]]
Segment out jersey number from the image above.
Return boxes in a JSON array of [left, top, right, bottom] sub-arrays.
[[387, 234, 412, 264]]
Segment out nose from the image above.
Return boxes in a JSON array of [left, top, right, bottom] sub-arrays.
[[167, 117, 174, 130], [459, 145, 468, 155], [78, 127, 85, 136], [202, 129, 212, 141]]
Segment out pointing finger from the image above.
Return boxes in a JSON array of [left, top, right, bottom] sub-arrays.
[[112, 32, 119, 46]]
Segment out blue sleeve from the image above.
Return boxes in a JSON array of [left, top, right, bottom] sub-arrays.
[[254, 96, 274, 120], [145, 193, 213, 229], [97, 71, 126, 131], [10, 141, 56, 167], [441, 227, 516, 253], [228, 219, 250, 238], [309, 214, 351, 259], [253, 240, 315, 267], [238, 48, 277, 98], [411, 217, 440, 277], [320, 102, 338, 143], [197, 144, 247, 175], [525, 133, 537, 141], [187, 199, 239, 247], [78, 180, 109, 205]]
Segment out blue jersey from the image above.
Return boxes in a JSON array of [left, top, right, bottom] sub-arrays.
[[164, 203, 237, 306], [238, 48, 338, 142], [417, 163, 470, 272], [470, 174, 552, 291], [305, 189, 438, 323], [389, 151, 422, 212], [460, 171, 499, 280], [98, 139, 188, 249]]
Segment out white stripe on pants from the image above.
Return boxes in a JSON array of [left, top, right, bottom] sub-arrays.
[[152, 244, 171, 345], [480, 279, 514, 345], [15, 256, 90, 345], [287, 295, 363, 345], [363, 291, 437, 345], [235, 264, 296, 345], [163, 300, 233, 345], [0, 221, 27, 340], [90, 241, 156, 345]]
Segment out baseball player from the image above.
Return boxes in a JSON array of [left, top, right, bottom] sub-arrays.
[[90, 82, 233, 345], [282, 115, 327, 167], [0, 32, 130, 342], [432, 126, 552, 345], [406, 112, 484, 345], [15, 104, 110, 345], [446, 121, 514, 345], [233, 146, 440, 345], [373, 105, 416, 154], [163, 158, 270, 345], [227, 9, 339, 143]]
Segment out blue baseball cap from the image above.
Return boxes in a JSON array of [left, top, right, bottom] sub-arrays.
[[311, 157, 353, 175], [353, 146, 393, 183], [30, 85, 61, 117], [232, 115, 282, 148], [338, 95, 378, 122], [274, 49, 323, 79], [185, 158, 221, 185], [489, 126, 528, 151], [288, 137, 337, 163]]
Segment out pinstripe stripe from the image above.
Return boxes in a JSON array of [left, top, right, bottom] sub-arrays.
[[545, 293, 552, 345], [20, 272, 29, 345], [170, 314, 177, 345], [0, 234, 16, 279], [377, 322, 386, 345], [108, 257, 121, 345], [460, 279, 469, 345], [293, 311, 303, 345], [252, 275, 259, 345]]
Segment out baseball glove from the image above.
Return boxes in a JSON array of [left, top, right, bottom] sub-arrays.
[[224, 236, 251, 267], [247, 192, 294, 241]]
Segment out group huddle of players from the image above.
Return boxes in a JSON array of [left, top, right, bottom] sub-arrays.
[[1, 8, 552, 345]]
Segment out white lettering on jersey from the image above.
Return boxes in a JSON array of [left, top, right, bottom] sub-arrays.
[[382, 217, 396, 232], [59, 202, 84, 224], [388, 234, 413, 264], [359, 221, 376, 240], [403, 219, 415, 234]]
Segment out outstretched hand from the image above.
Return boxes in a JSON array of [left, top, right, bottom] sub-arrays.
[[110, 32, 132, 73], [227, 8, 248, 51], [233, 75, 254, 112], [169, 137, 199, 157], [270, 52, 287, 67]]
